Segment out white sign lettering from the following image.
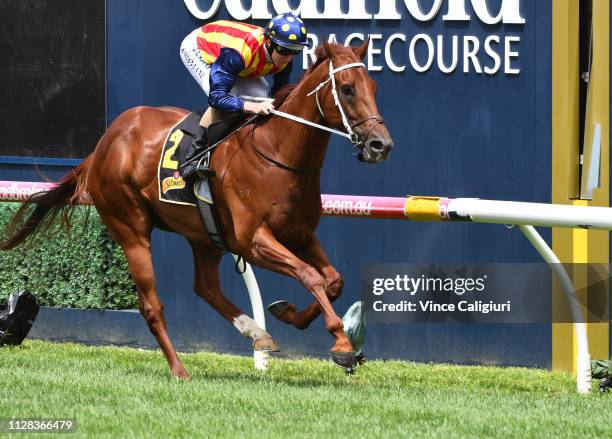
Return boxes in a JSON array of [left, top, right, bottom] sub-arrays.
[[184, 0, 525, 76], [322, 200, 373, 216], [484, 35, 501, 74], [463, 36, 482, 74], [437, 35, 459, 73], [185, 0, 525, 24], [304, 33, 521, 76], [405, 0, 444, 21], [226, 0, 271, 20], [386, 34, 407, 73], [0, 183, 47, 202], [183, 0, 221, 20], [409, 35, 435, 73]]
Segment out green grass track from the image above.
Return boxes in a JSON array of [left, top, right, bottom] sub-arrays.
[[0, 341, 609, 438]]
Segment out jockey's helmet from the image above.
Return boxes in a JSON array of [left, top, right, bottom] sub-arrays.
[[265, 13, 308, 53]]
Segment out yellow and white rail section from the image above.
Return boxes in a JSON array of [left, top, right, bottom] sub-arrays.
[[2, 182, 610, 393], [323, 194, 611, 394]]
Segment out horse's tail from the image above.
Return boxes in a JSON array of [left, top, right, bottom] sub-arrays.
[[0, 156, 93, 250]]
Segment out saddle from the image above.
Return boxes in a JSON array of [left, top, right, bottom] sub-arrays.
[[157, 111, 253, 251]]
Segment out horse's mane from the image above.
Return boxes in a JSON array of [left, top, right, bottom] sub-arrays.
[[272, 43, 356, 109]]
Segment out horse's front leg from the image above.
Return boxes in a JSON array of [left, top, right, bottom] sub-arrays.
[[268, 235, 343, 330], [246, 227, 355, 369]]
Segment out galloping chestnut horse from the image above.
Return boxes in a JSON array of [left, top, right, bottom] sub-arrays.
[[0, 41, 393, 378]]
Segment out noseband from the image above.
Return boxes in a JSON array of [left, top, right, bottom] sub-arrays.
[[307, 60, 385, 147]]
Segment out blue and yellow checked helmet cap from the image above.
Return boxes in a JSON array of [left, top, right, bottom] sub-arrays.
[[265, 13, 308, 51]]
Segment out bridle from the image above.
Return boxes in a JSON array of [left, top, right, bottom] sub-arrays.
[[251, 57, 386, 173], [268, 59, 385, 149], [305, 60, 384, 147]]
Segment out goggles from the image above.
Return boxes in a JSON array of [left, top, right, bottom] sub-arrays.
[[274, 44, 302, 56]]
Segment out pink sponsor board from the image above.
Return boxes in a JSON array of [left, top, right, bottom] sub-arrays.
[[0, 181, 409, 219], [0, 181, 56, 202], [321, 194, 406, 219]]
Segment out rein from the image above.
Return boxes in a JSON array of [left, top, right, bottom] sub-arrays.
[[249, 126, 322, 174], [249, 59, 385, 173], [269, 108, 353, 140]]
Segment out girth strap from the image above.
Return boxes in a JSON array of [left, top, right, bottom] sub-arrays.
[[194, 179, 227, 251]]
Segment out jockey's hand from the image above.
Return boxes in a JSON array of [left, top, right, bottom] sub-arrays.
[[244, 101, 275, 116]]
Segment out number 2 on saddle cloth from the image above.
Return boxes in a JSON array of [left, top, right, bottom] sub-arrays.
[[157, 111, 251, 205], [157, 111, 204, 206]]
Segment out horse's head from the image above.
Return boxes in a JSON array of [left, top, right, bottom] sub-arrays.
[[310, 41, 394, 163]]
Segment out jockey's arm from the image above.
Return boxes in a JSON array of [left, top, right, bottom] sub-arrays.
[[209, 48, 274, 115], [271, 60, 293, 97], [208, 48, 246, 112]]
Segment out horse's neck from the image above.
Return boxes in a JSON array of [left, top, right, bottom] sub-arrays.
[[256, 67, 332, 171]]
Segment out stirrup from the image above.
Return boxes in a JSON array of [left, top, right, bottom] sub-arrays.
[[180, 135, 216, 182], [194, 135, 208, 150], [181, 160, 216, 183]]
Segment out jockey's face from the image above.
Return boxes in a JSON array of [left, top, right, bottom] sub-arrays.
[[272, 50, 295, 66], [271, 43, 301, 66]]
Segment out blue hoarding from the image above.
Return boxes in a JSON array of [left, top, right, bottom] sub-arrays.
[[16, 1, 556, 366]]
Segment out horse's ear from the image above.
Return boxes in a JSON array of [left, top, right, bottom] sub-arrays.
[[352, 38, 370, 61], [323, 40, 336, 59]]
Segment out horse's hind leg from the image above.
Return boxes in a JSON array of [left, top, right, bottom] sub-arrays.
[[98, 210, 190, 379], [268, 236, 343, 330], [190, 242, 278, 352]]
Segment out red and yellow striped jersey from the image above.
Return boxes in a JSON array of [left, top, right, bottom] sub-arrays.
[[196, 20, 288, 78]]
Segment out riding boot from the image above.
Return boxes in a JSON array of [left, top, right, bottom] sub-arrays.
[[180, 130, 216, 183]]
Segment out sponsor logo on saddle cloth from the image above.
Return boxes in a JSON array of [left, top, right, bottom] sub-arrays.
[[157, 111, 204, 206], [162, 172, 186, 194]]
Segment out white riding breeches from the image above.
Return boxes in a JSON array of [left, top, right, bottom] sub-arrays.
[[179, 29, 269, 100]]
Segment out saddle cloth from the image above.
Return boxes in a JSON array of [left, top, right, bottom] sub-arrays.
[[157, 112, 202, 206], [156, 111, 229, 250]]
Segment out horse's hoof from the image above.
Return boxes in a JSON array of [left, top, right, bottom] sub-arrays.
[[253, 336, 279, 352], [268, 300, 290, 319], [330, 351, 357, 371], [356, 353, 367, 366], [171, 368, 191, 381], [268, 300, 295, 323]]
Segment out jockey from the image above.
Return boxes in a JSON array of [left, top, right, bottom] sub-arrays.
[[179, 12, 308, 179]]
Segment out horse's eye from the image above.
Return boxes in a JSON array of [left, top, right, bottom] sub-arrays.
[[341, 85, 354, 96]]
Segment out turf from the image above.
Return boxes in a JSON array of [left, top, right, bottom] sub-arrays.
[[0, 341, 610, 438]]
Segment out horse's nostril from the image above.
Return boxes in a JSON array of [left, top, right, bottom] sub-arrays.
[[368, 140, 385, 152]]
